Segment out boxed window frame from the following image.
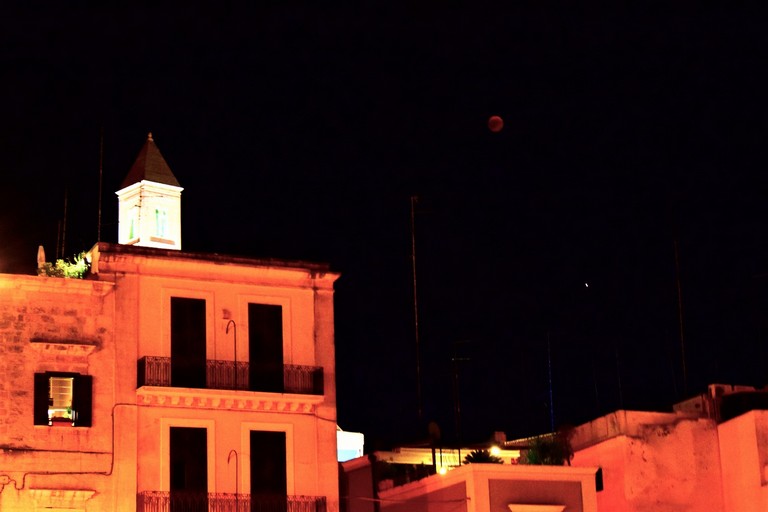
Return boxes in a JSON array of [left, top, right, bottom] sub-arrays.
[[33, 372, 93, 427]]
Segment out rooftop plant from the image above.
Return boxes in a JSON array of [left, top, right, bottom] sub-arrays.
[[41, 251, 90, 279], [522, 428, 574, 466]]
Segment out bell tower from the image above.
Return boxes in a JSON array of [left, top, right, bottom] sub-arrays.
[[116, 133, 183, 250]]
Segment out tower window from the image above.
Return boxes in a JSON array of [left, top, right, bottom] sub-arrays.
[[128, 206, 139, 241], [155, 208, 168, 238]]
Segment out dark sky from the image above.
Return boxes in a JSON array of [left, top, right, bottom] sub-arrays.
[[3, 5, 768, 449]]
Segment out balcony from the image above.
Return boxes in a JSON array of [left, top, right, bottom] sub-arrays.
[[136, 492, 326, 512], [137, 357, 324, 395]]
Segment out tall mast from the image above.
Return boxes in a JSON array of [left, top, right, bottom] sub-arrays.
[[97, 127, 104, 242], [674, 238, 688, 396], [410, 195, 423, 422]]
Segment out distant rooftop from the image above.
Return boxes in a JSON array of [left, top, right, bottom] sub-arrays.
[[89, 241, 333, 274]]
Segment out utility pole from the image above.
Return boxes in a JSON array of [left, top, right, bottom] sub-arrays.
[[547, 332, 555, 433], [674, 238, 688, 397], [410, 195, 423, 422], [452, 340, 471, 444], [97, 127, 104, 243]]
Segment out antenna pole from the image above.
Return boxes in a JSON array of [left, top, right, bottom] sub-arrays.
[[615, 344, 624, 409], [59, 187, 68, 259], [674, 238, 688, 396], [56, 220, 62, 261], [410, 195, 423, 422], [547, 331, 555, 432], [97, 127, 104, 243]]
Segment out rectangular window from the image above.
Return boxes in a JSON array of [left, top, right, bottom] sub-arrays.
[[170, 427, 208, 512], [248, 304, 283, 393], [129, 207, 139, 240], [155, 208, 168, 238], [49, 376, 73, 421], [34, 372, 92, 427], [171, 297, 207, 388], [250, 430, 287, 501]]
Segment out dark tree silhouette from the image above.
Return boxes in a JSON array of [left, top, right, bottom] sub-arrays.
[[463, 449, 503, 464]]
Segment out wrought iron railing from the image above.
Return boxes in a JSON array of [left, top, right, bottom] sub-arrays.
[[137, 356, 323, 395], [207, 359, 250, 390], [136, 492, 326, 512]]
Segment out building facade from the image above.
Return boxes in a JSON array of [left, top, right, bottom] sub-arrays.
[[341, 383, 768, 512], [375, 463, 598, 512], [0, 135, 340, 511], [569, 384, 768, 512]]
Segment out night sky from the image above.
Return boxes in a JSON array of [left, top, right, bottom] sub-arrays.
[[3, 5, 768, 449]]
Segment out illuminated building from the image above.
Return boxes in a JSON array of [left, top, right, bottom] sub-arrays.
[[340, 437, 599, 512], [339, 384, 768, 512], [570, 384, 768, 512], [0, 134, 340, 511], [337, 426, 365, 463], [116, 132, 183, 250], [376, 463, 598, 512]]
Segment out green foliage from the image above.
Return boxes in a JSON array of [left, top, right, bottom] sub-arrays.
[[374, 460, 433, 487], [463, 449, 503, 464], [522, 430, 574, 466], [42, 252, 90, 279]]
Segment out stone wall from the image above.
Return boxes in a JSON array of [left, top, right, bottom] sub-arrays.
[[571, 410, 723, 512], [0, 273, 116, 511]]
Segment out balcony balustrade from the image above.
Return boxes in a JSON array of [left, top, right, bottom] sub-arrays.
[[136, 492, 326, 512], [137, 356, 324, 395]]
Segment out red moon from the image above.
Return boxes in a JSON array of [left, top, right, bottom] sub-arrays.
[[488, 115, 504, 132]]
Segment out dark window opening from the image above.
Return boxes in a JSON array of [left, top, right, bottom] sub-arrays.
[[171, 297, 207, 388], [251, 430, 287, 512], [170, 426, 208, 512], [248, 304, 284, 393], [33, 372, 92, 427]]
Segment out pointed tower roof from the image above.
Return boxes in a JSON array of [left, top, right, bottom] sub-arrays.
[[119, 132, 181, 189]]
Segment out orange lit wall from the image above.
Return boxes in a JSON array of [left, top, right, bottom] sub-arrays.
[[0, 273, 119, 511], [378, 463, 598, 512], [0, 242, 341, 511], [571, 410, 724, 512], [718, 410, 768, 511], [93, 242, 341, 510]]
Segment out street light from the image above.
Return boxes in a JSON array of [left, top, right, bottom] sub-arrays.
[[227, 449, 239, 508], [226, 320, 237, 389]]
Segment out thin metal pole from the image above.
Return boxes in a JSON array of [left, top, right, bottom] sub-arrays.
[[547, 332, 555, 433], [60, 188, 68, 259], [410, 195, 423, 421], [97, 127, 104, 243], [453, 357, 459, 440], [227, 449, 239, 507], [673, 239, 688, 396], [592, 357, 601, 415], [452, 341, 470, 445], [452, 354, 462, 443], [615, 343, 624, 409], [227, 320, 237, 389]]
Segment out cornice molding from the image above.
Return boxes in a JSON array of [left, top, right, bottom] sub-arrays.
[[136, 386, 323, 414], [29, 339, 99, 357]]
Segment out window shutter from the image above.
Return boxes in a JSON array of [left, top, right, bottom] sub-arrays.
[[72, 375, 93, 427], [33, 373, 49, 425]]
